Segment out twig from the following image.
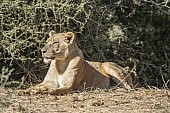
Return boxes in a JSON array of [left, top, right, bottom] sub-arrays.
[[159, 67, 169, 89], [143, 0, 170, 16]]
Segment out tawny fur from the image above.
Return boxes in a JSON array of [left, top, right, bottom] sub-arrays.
[[18, 31, 134, 95]]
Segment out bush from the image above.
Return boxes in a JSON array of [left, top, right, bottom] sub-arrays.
[[0, 0, 170, 88]]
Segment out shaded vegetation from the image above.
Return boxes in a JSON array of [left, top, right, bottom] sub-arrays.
[[0, 0, 170, 88]]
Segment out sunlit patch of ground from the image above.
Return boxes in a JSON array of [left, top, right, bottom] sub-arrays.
[[0, 87, 170, 113]]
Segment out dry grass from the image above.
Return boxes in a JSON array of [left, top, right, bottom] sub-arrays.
[[0, 87, 170, 113]]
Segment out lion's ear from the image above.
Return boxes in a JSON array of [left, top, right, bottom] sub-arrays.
[[65, 32, 75, 44], [49, 30, 56, 37]]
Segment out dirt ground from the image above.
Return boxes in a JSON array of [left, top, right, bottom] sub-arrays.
[[0, 87, 170, 113]]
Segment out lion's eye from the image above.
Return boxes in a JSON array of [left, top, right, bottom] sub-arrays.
[[53, 42, 59, 44]]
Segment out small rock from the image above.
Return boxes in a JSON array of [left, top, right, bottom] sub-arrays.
[[91, 100, 104, 106], [77, 95, 85, 101]]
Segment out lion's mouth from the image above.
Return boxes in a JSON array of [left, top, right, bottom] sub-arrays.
[[42, 54, 55, 63], [42, 53, 55, 59], [44, 56, 55, 59]]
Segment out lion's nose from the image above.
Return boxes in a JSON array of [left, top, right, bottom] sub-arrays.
[[41, 49, 47, 54]]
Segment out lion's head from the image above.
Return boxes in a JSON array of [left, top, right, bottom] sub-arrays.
[[41, 31, 75, 63]]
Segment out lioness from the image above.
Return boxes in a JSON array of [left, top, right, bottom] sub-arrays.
[[19, 31, 133, 95]]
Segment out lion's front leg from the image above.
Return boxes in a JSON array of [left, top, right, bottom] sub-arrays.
[[18, 83, 48, 95], [48, 86, 73, 95]]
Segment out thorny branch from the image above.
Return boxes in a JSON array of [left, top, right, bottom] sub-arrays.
[[143, 0, 170, 16]]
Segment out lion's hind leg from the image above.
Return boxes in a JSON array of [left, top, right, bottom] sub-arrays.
[[101, 62, 132, 90]]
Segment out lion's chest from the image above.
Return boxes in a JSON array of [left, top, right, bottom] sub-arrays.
[[58, 75, 65, 87], [44, 73, 66, 88]]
